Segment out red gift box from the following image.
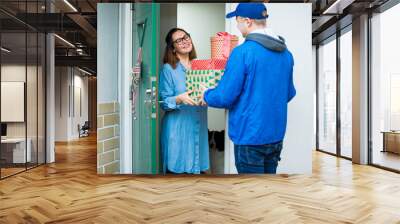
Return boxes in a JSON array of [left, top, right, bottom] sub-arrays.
[[191, 59, 227, 70], [211, 32, 239, 60]]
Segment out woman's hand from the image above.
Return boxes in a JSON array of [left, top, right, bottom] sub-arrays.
[[176, 91, 197, 106], [198, 84, 209, 107]]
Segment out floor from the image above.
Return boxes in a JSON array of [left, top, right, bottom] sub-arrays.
[[0, 167, 25, 178], [372, 150, 400, 171], [210, 146, 224, 174], [1, 163, 44, 179], [0, 135, 400, 223]]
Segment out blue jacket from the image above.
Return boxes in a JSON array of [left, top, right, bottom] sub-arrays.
[[204, 33, 296, 145]]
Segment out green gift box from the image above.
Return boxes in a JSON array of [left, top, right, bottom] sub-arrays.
[[185, 69, 225, 103]]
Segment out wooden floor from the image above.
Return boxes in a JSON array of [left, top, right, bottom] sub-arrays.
[[1, 135, 400, 224], [1, 167, 26, 178]]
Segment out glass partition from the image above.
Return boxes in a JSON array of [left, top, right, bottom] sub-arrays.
[[1, 30, 28, 178], [339, 29, 352, 159], [317, 37, 337, 155], [0, 1, 46, 179], [370, 4, 400, 171]]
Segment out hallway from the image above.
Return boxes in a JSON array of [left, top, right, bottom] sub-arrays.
[[0, 135, 400, 223]]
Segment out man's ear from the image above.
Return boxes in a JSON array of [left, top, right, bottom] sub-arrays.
[[246, 18, 253, 27]]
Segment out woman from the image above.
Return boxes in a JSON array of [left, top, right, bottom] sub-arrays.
[[159, 28, 209, 174]]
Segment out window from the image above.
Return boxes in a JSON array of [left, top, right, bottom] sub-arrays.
[[340, 29, 352, 158], [318, 37, 337, 155], [370, 3, 400, 171]]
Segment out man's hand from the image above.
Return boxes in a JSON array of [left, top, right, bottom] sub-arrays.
[[198, 84, 210, 106], [176, 90, 197, 106]]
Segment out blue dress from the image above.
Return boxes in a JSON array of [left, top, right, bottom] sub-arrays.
[[159, 62, 210, 174]]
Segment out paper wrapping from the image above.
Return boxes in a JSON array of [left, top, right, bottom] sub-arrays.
[[186, 69, 224, 103]]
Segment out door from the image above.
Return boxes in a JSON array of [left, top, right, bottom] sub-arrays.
[[132, 3, 160, 174]]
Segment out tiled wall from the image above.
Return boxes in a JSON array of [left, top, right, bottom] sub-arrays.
[[97, 102, 120, 174]]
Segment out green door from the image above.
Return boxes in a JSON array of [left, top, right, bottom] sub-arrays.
[[132, 3, 160, 174]]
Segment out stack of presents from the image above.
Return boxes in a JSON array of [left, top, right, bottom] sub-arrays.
[[186, 32, 239, 103]]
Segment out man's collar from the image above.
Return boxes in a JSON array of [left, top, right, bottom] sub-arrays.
[[249, 28, 279, 40]]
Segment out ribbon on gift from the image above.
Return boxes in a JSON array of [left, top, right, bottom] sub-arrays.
[[131, 47, 142, 116], [216, 32, 233, 59]]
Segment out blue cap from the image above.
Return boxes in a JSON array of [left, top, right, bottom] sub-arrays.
[[226, 3, 269, 20]]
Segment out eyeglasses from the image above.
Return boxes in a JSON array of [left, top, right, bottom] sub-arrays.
[[173, 34, 191, 45]]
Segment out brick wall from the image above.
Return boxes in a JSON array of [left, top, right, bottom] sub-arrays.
[[97, 102, 120, 174]]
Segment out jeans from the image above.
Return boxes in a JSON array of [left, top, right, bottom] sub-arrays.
[[234, 141, 283, 174]]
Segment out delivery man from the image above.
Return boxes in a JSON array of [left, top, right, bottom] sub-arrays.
[[200, 3, 296, 174]]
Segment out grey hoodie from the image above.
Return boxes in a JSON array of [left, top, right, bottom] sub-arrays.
[[245, 33, 287, 52]]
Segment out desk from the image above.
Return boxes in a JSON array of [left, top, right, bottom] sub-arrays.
[[1, 138, 31, 163], [382, 131, 400, 154]]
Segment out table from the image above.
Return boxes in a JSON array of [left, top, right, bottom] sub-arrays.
[[1, 138, 32, 164], [382, 131, 400, 154]]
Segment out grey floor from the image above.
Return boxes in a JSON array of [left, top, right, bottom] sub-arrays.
[[210, 146, 225, 174]]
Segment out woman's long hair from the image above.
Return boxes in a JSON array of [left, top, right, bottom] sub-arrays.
[[163, 28, 197, 69]]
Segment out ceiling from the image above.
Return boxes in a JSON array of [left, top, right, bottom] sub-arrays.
[[0, 0, 98, 74], [311, 0, 391, 44], [0, 0, 396, 74]]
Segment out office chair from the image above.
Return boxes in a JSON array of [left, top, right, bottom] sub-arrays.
[[78, 121, 90, 138]]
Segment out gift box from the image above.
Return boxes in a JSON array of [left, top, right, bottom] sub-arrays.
[[211, 32, 239, 60], [191, 59, 227, 70], [186, 69, 224, 103]]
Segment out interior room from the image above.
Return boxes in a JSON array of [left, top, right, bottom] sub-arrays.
[[1, 1, 400, 222], [54, 66, 93, 142], [0, 0, 97, 179], [370, 3, 400, 171], [0, 16, 46, 178]]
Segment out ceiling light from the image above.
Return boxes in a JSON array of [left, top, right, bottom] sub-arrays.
[[322, 0, 352, 14], [78, 67, 92, 76], [1, 47, 11, 53], [63, 0, 78, 12], [54, 34, 75, 48]]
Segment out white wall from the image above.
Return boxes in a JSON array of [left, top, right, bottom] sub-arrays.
[[1, 63, 47, 164], [177, 3, 225, 58], [177, 3, 226, 131], [97, 4, 119, 103], [1, 65, 37, 138], [160, 3, 177, 64], [225, 3, 313, 174], [55, 67, 68, 141], [71, 73, 89, 138], [118, 3, 133, 174], [313, 45, 317, 140], [1, 66, 26, 131], [1, 82, 24, 123], [55, 67, 89, 141]]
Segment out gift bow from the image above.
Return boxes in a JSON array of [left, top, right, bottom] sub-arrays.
[[216, 32, 234, 59]]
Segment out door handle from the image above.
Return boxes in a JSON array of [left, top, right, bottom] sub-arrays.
[[144, 77, 158, 119], [144, 88, 152, 104], [144, 87, 157, 104]]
